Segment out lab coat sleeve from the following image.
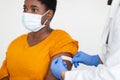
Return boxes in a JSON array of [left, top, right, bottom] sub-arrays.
[[65, 64, 120, 80], [109, 0, 120, 18]]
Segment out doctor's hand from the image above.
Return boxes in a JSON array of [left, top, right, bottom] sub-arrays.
[[50, 57, 68, 80], [72, 51, 100, 68]]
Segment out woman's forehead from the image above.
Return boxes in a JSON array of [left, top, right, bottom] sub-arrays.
[[24, 0, 46, 10], [24, 0, 42, 6]]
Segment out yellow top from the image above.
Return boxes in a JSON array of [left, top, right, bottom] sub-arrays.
[[0, 29, 78, 80]]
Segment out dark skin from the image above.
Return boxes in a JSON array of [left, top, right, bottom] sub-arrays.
[[0, 0, 73, 80], [44, 53, 73, 80]]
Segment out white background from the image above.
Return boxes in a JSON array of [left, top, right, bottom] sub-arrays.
[[0, 0, 109, 66]]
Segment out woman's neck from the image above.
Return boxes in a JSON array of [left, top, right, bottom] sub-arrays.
[[31, 26, 52, 38], [28, 26, 53, 46]]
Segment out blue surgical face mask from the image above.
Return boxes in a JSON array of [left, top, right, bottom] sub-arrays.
[[22, 11, 49, 32]]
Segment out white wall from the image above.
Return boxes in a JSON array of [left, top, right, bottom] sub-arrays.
[[0, 0, 109, 66]]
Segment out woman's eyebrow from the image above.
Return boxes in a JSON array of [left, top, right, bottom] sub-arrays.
[[31, 5, 38, 8]]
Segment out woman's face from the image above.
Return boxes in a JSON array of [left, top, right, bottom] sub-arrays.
[[23, 0, 47, 15]]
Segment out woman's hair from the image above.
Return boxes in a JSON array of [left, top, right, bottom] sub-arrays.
[[107, 0, 113, 5], [38, 0, 57, 13]]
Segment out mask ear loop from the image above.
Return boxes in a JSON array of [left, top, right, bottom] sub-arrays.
[[41, 10, 50, 27], [42, 10, 50, 16], [42, 19, 48, 27]]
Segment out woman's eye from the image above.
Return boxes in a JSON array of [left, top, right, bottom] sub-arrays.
[[32, 8, 38, 13]]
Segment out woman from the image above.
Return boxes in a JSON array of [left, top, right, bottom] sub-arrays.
[[0, 0, 78, 80]]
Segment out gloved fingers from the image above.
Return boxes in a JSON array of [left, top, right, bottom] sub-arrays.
[[50, 57, 65, 80], [52, 57, 59, 64], [63, 61, 68, 69], [73, 53, 81, 57], [72, 57, 81, 63], [74, 51, 85, 57], [58, 57, 63, 63], [51, 57, 62, 67], [76, 51, 88, 57], [73, 62, 79, 68], [71, 60, 73, 64], [72, 52, 82, 63]]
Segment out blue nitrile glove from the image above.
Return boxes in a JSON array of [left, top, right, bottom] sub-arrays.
[[50, 57, 68, 80], [72, 51, 100, 68]]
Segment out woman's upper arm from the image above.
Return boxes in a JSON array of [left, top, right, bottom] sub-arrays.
[[44, 52, 73, 80], [44, 32, 78, 80], [0, 77, 9, 80]]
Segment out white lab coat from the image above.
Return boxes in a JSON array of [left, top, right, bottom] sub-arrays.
[[65, 0, 120, 80]]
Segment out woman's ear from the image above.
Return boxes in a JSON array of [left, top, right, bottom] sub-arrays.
[[43, 10, 54, 26], [47, 10, 54, 20], [42, 10, 54, 25]]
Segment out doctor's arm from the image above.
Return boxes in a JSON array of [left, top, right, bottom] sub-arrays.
[[51, 54, 120, 80], [64, 64, 120, 80]]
